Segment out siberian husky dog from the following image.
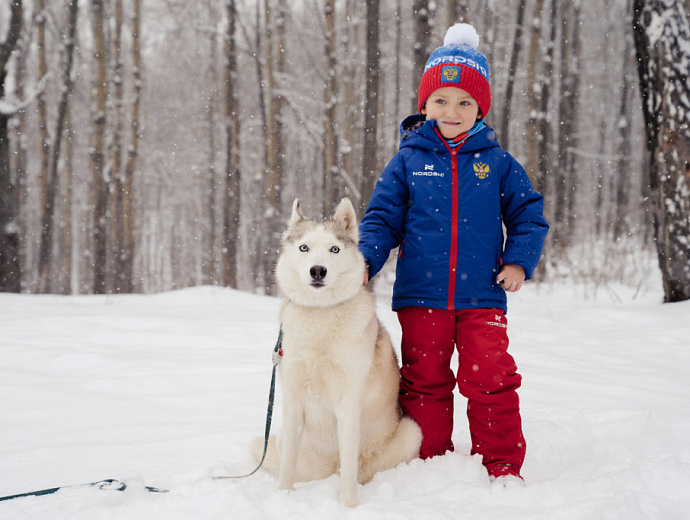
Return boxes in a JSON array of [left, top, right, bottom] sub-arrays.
[[257, 198, 422, 507]]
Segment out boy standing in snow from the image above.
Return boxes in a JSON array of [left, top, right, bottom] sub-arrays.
[[358, 24, 549, 482]]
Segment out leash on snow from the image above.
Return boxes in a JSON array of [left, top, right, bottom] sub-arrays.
[[0, 330, 284, 503], [0, 479, 168, 502]]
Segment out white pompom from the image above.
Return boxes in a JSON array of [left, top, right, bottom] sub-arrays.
[[443, 23, 479, 49]]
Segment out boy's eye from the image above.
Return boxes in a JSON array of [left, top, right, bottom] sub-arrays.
[[435, 99, 446, 105], [460, 100, 470, 106], [299, 245, 309, 252], [330, 246, 340, 254]]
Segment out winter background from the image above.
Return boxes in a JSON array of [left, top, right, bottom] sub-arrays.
[[2, 4, 689, 516], [2, 267, 689, 520]]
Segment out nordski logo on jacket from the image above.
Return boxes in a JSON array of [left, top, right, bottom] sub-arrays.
[[412, 164, 444, 178]]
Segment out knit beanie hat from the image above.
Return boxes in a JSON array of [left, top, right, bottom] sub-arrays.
[[417, 23, 491, 118]]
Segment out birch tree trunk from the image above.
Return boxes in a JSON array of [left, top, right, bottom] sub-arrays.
[[394, 0, 402, 131], [633, 0, 690, 302], [222, 0, 241, 288], [525, 0, 544, 187], [204, 1, 220, 285], [90, 0, 108, 294], [121, 0, 141, 293], [34, 0, 48, 289], [555, 0, 580, 251], [359, 0, 380, 217], [446, 0, 469, 25], [56, 103, 73, 294], [614, 0, 634, 241], [536, 0, 556, 200], [241, 0, 266, 290], [262, 0, 286, 294], [36, 0, 49, 241], [339, 0, 359, 203], [552, 0, 582, 248], [13, 42, 28, 293], [499, 0, 527, 149], [0, 0, 23, 292], [110, 0, 125, 292], [412, 0, 433, 113], [37, 0, 78, 294], [323, 0, 339, 216], [482, 0, 496, 72]]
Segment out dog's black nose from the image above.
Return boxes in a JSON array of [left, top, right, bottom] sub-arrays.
[[310, 265, 327, 280]]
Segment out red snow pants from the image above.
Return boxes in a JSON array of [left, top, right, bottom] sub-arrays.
[[398, 306, 525, 476]]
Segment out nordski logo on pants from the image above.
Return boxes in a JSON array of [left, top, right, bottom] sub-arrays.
[[487, 314, 507, 328]]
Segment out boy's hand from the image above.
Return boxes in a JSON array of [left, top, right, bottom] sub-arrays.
[[497, 264, 525, 292]]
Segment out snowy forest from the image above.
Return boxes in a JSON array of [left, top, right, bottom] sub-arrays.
[[0, 0, 689, 299]]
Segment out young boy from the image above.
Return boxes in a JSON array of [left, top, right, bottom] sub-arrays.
[[358, 24, 549, 482]]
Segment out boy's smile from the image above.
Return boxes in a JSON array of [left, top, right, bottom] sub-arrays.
[[422, 87, 482, 140]]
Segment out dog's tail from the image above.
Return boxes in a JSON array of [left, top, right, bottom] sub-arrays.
[[359, 417, 423, 484]]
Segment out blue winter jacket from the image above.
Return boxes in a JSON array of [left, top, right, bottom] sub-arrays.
[[359, 115, 549, 313]]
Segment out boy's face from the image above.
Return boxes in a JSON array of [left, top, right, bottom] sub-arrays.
[[422, 87, 482, 140]]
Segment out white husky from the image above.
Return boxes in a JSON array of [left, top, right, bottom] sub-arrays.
[[256, 198, 422, 507]]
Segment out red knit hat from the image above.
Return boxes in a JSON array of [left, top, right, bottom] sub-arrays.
[[418, 24, 491, 118]]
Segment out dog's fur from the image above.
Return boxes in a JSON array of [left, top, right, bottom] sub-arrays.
[[253, 198, 422, 507]]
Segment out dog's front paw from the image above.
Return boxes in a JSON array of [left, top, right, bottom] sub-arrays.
[[276, 474, 293, 491], [338, 487, 358, 508]]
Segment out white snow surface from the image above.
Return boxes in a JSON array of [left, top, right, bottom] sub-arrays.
[[1, 279, 689, 519]]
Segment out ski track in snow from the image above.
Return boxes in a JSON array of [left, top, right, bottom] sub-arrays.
[[1, 281, 689, 519]]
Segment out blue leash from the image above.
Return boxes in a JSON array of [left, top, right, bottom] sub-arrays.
[[0, 479, 168, 502], [0, 331, 283, 502]]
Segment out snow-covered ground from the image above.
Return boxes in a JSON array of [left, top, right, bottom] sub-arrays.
[[1, 277, 689, 519]]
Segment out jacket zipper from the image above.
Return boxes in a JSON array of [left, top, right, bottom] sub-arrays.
[[433, 126, 466, 310], [448, 148, 459, 309]]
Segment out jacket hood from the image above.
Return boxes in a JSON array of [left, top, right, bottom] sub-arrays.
[[399, 114, 501, 154]]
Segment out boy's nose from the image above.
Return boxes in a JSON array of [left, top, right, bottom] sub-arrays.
[[446, 105, 461, 118]]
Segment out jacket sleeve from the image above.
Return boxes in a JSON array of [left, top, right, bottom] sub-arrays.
[[358, 152, 410, 279], [500, 157, 550, 280]]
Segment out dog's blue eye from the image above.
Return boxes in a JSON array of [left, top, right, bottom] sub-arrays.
[[299, 245, 309, 252], [330, 246, 340, 253]]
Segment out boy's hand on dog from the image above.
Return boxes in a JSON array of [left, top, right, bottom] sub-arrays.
[[497, 264, 525, 292]]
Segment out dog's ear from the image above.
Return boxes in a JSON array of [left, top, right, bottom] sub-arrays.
[[288, 199, 306, 228], [333, 198, 358, 242]]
